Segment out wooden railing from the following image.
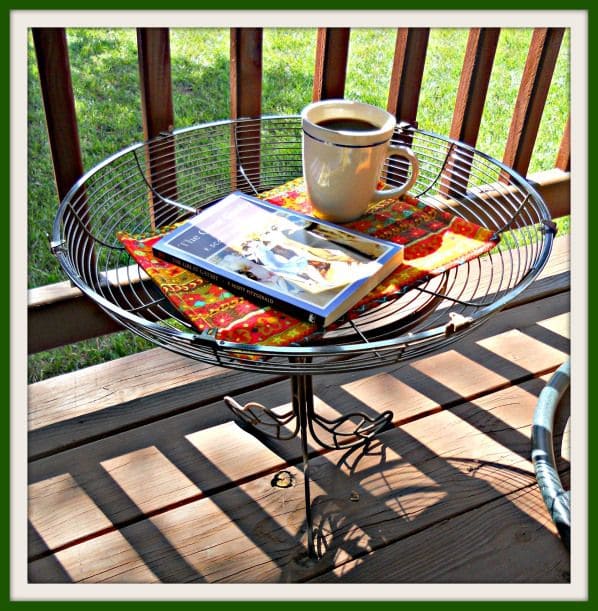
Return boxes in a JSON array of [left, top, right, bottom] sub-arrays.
[[28, 26, 570, 355]]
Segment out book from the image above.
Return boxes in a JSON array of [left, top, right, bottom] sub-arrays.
[[151, 191, 404, 327]]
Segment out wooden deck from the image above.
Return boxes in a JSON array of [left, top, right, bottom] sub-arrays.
[[27, 235, 571, 585]]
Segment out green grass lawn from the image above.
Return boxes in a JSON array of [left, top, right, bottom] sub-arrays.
[[27, 27, 570, 383]]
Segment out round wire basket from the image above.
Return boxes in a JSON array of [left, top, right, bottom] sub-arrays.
[[52, 117, 555, 375]]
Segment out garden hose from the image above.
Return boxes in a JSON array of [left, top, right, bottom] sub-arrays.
[[531, 360, 571, 550]]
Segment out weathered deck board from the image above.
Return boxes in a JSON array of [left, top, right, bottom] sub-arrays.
[[311, 483, 570, 583], [28, 421, 294, 560], [28, 296, 569, 560], [28, 349, 285, 460], [28, 374, 569, 583]]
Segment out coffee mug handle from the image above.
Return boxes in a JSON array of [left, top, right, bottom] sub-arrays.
[[372, 145, 419, 201]]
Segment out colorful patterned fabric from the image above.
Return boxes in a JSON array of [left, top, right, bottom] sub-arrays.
[[117, 178, 499, 345]]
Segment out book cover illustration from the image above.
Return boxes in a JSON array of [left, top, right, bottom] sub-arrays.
[[152, 192, 404, 325]]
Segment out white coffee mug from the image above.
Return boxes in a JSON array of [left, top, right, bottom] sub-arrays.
[[301, 99, 419, 223]]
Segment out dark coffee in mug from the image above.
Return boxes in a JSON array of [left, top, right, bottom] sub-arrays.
[[316, 117, 379, 132]]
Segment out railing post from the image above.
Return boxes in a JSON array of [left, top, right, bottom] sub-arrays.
[[230, 28, 263, 192], [32, 28, 84, 201], [385, 28, 429, 188], [312, 28, 350, 101], [387, 28, 430, 125], [502, 28, 565, 177], [441, 27, 500, 199], [32, 27, 95, 276], [450, 28, 501, 148], [137, 27, 177, 228], [555, 116, 571, 172]]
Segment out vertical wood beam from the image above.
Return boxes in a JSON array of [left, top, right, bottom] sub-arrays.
[[502, 28, 565, 177], [32, 28, 95, 276], [385, 28, 429, 189], [230, 27, 263, 119], [555, 115, 570, 172], [230, 28, 263, 191], [387, 28, 430, 125], [137, 28, 175, 139], [442, 28, 500, 199], [137, 28, 177, 227], [449, 28, 500, 147], [312, 28, 350, 101], [32, 28, 84, 202]]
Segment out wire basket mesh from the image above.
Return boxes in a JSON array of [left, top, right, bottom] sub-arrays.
[[52, 117, 555, 374]]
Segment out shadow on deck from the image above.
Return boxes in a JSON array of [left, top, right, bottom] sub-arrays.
[[26, 236, 571, 586]]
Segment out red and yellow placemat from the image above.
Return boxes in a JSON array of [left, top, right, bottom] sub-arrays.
[[117, 178, 499, 345]]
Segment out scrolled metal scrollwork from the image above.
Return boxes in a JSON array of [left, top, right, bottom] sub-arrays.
[[223, 395, 299, 440], [308, 408, 394, 451]]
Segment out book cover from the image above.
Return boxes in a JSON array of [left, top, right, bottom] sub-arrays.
[[151, 192, 404, 327]]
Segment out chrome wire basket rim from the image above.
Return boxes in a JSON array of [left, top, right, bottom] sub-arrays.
[[51, 115, 555, 373]]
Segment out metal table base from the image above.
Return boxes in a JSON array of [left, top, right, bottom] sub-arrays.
[[224, 366, 393, 559]]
